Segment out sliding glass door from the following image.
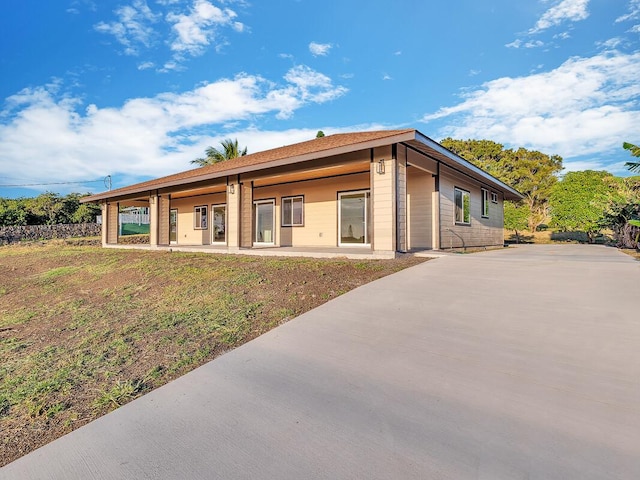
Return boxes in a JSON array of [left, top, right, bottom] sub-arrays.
[[254, 200, 275, 244], [339, 191, 370, 246]]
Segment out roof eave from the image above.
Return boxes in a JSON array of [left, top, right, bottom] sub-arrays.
[[81, 130, 418, 203], [413, 131, 525, 201]]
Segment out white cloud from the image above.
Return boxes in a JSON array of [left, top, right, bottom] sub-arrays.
[[506, 39, 522, 49], [616, 0, 640, 22], [382, 74, 392, 81], [137, 61, 155, 70], [94, 0, 158, 55], [597, 37, 622, 49], [0, 67, 347, 190], [422, 51, 640, 161], [309, 42, 332, 56], [529, 0, 590, 34], [524, 40, 545, 48], [167, 0, 243, 56], [554, 31, 571, 40]]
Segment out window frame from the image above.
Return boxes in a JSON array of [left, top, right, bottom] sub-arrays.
[[211, 203, 226, 244], [281, 195, 304, 227], [491, 192, 498, 204], [194, 205, 208, 230], [254, 199, 276, 245], [454, 187, 471, 226], [481, 188, 490, 218]]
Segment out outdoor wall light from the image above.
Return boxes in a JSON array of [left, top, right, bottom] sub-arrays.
[[228, 184, 235, 194], [376, 159, 386, 175]]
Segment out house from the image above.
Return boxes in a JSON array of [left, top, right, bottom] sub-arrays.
[[82, 129, 523, 257]]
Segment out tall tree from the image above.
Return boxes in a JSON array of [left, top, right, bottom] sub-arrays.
[[191, 139, 247, 167], [315, 130, 325, 138], [549, 170, 612, 243], [623, 142, 640, 173], [503, 201, 529, 243], [602, 175, 640, 248], [441, 138, 563, 233]]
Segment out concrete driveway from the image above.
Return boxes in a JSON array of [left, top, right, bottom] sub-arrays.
[[2, 244, 639, 479]]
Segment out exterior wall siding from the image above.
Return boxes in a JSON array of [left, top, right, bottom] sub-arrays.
[[240, 183, 253, 247], [253, 172, 369, 247], [158, 195, 171, 245], [107, 202, 119, 244], [101, 203, 108, 245], [227, 182, 240, 248], [396, 151, 407, 252], [407, 166, 434, 250], [170, 193, 225, 245], [439, 165, 504, 249], [371, 145, 395, 252]]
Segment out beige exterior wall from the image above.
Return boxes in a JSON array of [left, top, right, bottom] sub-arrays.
[[106, 202, 119, 244], [371, 145, 395, 252], [407, 166, 434, 250], [227, 182, 240, 248], [170, 193, 226, 245], [101, 203, 108, 246], [253, 172, 369, 247], [439, 165, 504, 249], [149, 195, 159, 246]]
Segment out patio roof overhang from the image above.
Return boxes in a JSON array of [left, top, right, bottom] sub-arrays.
[[81, 129, 524, 204]]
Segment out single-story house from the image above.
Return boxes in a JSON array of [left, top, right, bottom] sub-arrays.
[[82, 129, 523, 257]]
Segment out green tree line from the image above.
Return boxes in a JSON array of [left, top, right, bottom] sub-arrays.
[[0, 192, 101, 227], [442, 139, 640, 248]]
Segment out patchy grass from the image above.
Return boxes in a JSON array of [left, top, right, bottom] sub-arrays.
[[504, 229, 613, 245], [0, 242, 426, 466], [620, 249, 640, 261]]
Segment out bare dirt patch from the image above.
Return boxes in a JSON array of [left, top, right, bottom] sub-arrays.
[[0, 241, 427, 466]]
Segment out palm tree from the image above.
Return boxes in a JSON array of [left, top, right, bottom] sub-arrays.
[[191, 138, 247, 166], [623, 142, 640, 173]]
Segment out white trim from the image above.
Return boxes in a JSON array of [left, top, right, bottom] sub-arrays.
[[194, 205, 208, 230], [254, 199, 275, 245], [454, 187, 471, 225], [481, 188, 490, 218], [338, 190, 371, 247]]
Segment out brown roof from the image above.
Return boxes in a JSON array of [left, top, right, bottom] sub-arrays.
[[82, 129, 415, 202], [82, 128, 524, 202]]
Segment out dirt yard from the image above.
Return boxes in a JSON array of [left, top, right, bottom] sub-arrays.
[[0, 240, 426, 466]]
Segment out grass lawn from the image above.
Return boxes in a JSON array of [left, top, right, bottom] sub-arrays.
[[0, 241, 426, 466]]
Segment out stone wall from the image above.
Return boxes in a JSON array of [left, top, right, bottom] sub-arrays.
[[0, 223, 101, 245]]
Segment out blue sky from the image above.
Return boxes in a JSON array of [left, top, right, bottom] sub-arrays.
[[1, 0, 639, 198]]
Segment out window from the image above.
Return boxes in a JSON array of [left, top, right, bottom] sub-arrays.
[[339, 190, 371, 246], [491, 192, 498, 203], [481, 188, 490, 218], [282, 196, 304, 226], [454, 188, 471, 225], [194, 205, 207, 229]]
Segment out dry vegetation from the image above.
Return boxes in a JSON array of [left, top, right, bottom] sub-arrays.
[[0, 240, 426, 466]]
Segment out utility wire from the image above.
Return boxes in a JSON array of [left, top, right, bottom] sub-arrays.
[[0, 179, 106, 188]]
